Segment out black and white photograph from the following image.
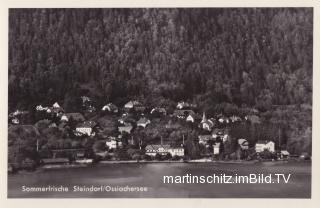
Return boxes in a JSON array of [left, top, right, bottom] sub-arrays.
[[6, 7, 313, 198]]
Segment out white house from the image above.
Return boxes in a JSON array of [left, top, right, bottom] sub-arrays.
[[137, 117, 151, 128], [198, 135, 212, 145], [230, 115, 242, 123], [60, 115, 68, 122], [238, 138, 249, 150], [145, 145, 170, 157], [75, 121, 97, 136], [200, 113, 215, 131], [186, 114, 195, 123], [168, 147, 184, 157], [118, 123, 133, 134], [255, 140, 275, 153], [102, 103, 118, 113], [106, 137, 122, 149], [213, 143, 221, 155], [53, 102, 61, 108], [280, 150, 290, 159], [11, 118, 19, 124], [124, 100, 140, 109]]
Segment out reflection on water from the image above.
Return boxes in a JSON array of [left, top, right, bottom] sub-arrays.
[[8, 162, 311, 198]]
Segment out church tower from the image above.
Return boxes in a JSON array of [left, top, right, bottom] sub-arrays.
[[201, 112, 207, 123]]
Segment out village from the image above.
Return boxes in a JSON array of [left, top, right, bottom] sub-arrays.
[[8, 96, 305, 171]]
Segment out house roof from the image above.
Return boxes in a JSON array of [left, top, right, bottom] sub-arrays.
[[198, 135, 212, 140], [201, 120, 214, 127], [102, 103, 118, 111], [213, 142, 221, 148], [77, 121, 97, 128], [118, 123, 133, 132], [281, 150, 290, 155], [145, 144, 170, 151], [150, 107, 166, 114], [66, 113, 85, 122], [238, 138, 249, 146], [125, 100, 141, 108], [137, 117, 150, 124], [53, 102, 61, 108]]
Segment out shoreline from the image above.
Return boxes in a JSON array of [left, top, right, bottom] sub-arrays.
[[8, 159, 304, 174]]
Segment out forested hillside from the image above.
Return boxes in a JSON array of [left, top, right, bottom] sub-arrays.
[[8, 8, 313, 154]]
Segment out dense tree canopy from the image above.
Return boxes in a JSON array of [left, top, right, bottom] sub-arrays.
[[9, 8, 312, 111]]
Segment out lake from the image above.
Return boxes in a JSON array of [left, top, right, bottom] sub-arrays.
[[7, 161, 311, 198]]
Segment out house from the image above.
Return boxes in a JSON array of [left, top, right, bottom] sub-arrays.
[[212, 129, 224, 139], [168, 147, 184, 157], [173, 110, 187, 119], [36, 105, 49, 111], [198, 135, 213, 145], [150, 107, 167, 116], [230, 115, 242, 123], [280, 150, 290, 159], [218, 116, 229, 124], [118, 123, 133, 134], [81, 96, 91, 104], [199, 112, 214, 131], [51, 102, 64, 116], [49, 123, 57, 128], [255, 140, 275, 153], [60, 115, 68, 122], [75, 121, 97, 136], [145, 144, 170, 157], [65, 113, 85, 123], [11, 118, 19, 124], [173, 109, 196, 120], [238, 138, 249, 150], [53, 102, 61, 108], [176, 101, 196, 110], [134, 104, 146, 113], [202, 119, 215, 130], [137, 117, 151, 128], [102, 103, 118, 113], [213, 142, 221, 155], [106, 137, 122, 149], [186, 114, 195, 123], [124, 100, 141, 109]]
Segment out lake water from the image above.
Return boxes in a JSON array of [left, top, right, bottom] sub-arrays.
[[8, 161, 311, 198]]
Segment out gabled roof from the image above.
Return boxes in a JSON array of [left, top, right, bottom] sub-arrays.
[[124, 100, 141, 108], [137, 117, 150, 124], [77, 121, 97, 128], [145, 144, 170, 151], [280, 150, 290, 155], [102, 103, 118, 111], [150, 107, 166, 114], [53, 102, 61, 108], [238, 138, 249, 146]]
